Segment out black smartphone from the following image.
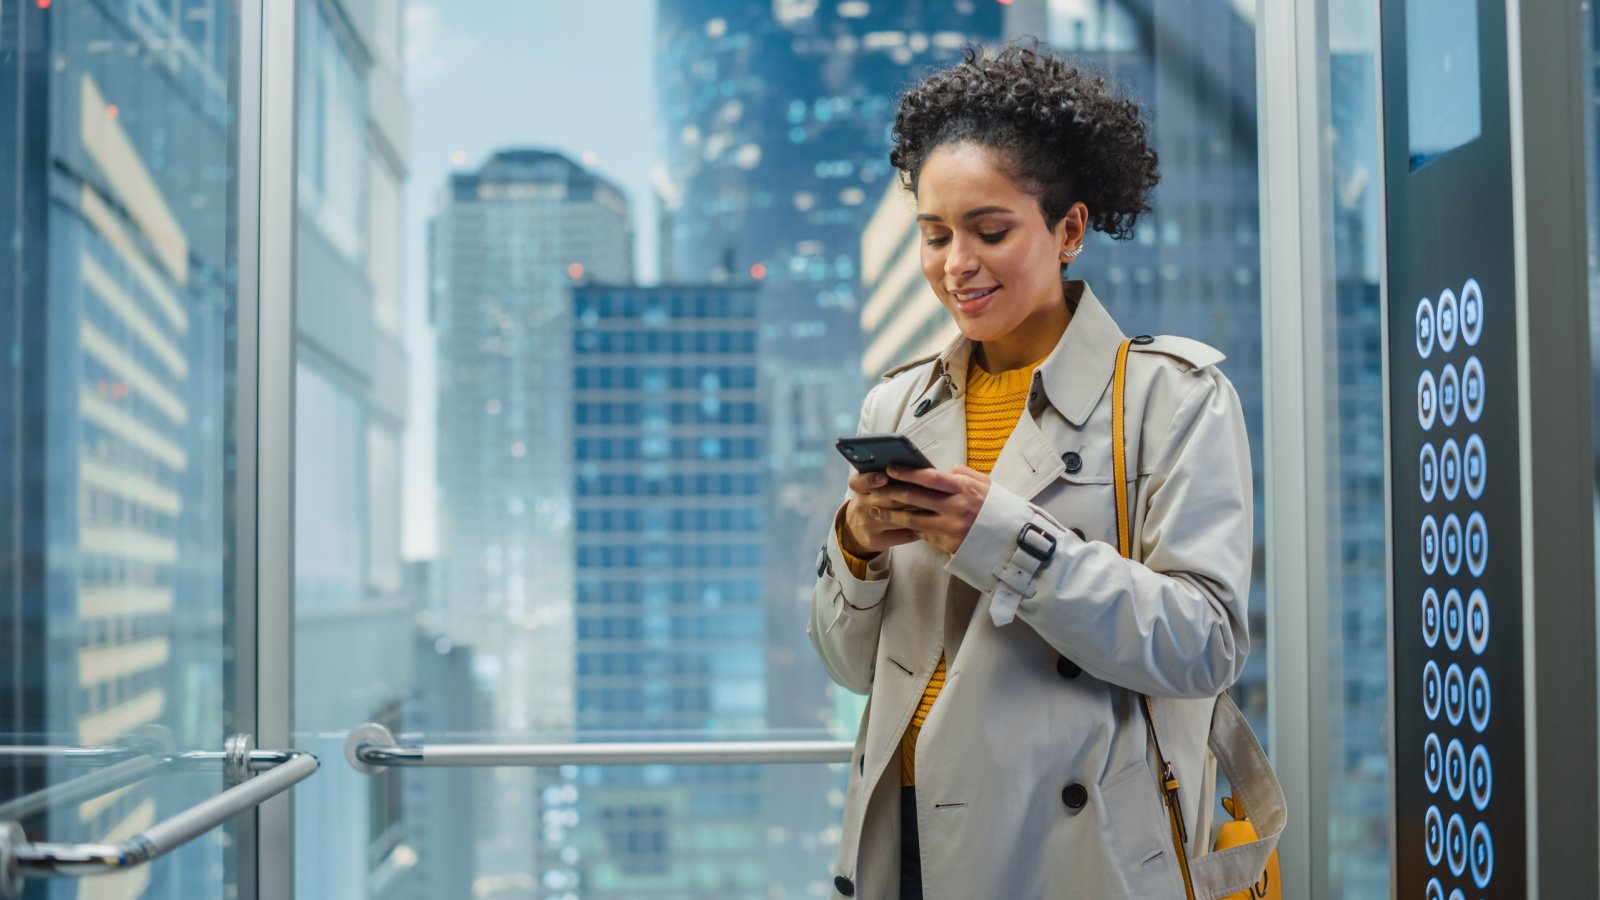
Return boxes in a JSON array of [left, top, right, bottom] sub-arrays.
[[835, 433, 934, 474]]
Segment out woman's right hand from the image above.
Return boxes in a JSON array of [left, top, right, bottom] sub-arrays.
[[841, 470, 921, 556]]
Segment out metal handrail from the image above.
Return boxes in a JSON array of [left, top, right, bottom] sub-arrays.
[[345, 723, 853, 773], [0, 740, 318, 897]]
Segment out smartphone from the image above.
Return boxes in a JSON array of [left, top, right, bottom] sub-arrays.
[[835, 433, 934, 474]]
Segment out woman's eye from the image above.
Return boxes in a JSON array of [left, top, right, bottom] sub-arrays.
[[977, 230, 1008, 244], [923, 235, 950, 247]]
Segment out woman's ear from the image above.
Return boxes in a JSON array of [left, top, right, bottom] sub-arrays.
[[1058, 202, 1089, 256]]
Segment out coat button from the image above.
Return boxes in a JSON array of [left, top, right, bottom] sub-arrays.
[[913, 398, 933, 417], [1062, 783, 1088, 810], [1056, 657, 1081, 679], [1132, 334, 1156, 345], [1062, 451, 1082, 473], [834, 875, 856, 896]]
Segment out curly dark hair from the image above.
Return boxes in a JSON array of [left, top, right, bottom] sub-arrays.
[[889, 43, 1160, 240]]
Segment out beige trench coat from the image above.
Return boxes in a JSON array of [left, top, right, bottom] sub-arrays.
[[808, 282, 1254, 900]]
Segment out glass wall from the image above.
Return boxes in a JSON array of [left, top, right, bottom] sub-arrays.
[[0, 0, 243, 898], [288, 1, 1269, 898]]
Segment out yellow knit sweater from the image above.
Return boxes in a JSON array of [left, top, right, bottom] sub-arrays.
[[840, 355, 1042, 785]]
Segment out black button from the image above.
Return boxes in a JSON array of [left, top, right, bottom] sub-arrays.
[[1062, 451, 1082, 473], [1132, 334, 1155, 345], [913, 398, 933, 417], [834, 875, 856, 896], [1070, 528, 1085, 541], [1028, 390, 1038, 403], [1062, 783, 1088, 810], [816, 548, 828, 577], [1056, 657, 1081, 679]]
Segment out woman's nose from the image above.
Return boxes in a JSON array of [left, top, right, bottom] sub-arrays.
[[944, 238, 979, 279]]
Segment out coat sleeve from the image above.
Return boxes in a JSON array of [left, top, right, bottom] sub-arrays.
[[806, 382, 894, 696], [945, 367, 1253, 699]]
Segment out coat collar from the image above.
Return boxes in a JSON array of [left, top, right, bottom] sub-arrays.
[[922, 280, 1126, 428]]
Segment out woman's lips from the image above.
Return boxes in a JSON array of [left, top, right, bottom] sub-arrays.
[[951, 285, 999, 314]]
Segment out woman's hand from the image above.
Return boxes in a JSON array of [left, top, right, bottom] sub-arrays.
[[841, 470, 921, 556], [870, 465, 992, 555]]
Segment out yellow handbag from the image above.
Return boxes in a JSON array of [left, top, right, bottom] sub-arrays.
[[1111, 337, 1285, 900]]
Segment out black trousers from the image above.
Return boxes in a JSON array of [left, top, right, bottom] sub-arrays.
[[900, 786, 924, 900]]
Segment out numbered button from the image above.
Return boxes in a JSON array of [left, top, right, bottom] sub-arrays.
[[1422, 588, 1442, 648], [1425, 805, 1444, 866], [1471, 821, 1494, 888], [1417, 296, 1437, 358], [1461, 278, 1484, 346], [1445, 737, 1467, 802], [1447, 812, 1467, 876], [1424, 732, 1444, 793], [1470, 743, 1493, 811], [1445, 663, 1466, 727], [1440, 363, 1461, 428], [1463, 356, 1485, 423], [1442, 514, 1463, 576], [1420, 443, 1439, 502], [1464, 434, 1487, 500], [1437, 288, 1459, 353], [1467, 588, 1490, 655], [1440, 439, 1461, 502], [1424, 660, 1443, 721], [1469, 666, 1491, 733], [1419, 370, 1438, 431], [1443, 588, 1464, 651], [1467, 512, 1488, 577], [1421, 516, 1440, 575]]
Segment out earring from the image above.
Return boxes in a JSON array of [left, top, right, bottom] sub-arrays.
[[1061, 246, 1083, 261]]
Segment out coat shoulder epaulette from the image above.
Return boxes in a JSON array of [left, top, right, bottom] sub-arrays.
[[879, 353, 940, 381], [1127, 334, 1226, 371]]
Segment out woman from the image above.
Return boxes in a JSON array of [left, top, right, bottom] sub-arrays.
[[808, 45, 1253, 899]]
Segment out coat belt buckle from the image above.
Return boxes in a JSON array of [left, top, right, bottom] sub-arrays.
[[1016, 523, 1057, 564]]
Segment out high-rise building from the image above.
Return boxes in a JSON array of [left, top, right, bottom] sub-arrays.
[[858, 182, 956, 379], [570, 283, 828, 897], [430, 148, 634, 892], [654, 1, 1007, 801], [0, 3, 234, 896], [289, 0, 418, 896]]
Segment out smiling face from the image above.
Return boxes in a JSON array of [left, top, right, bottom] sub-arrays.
[[915, 141, 1087, 371]]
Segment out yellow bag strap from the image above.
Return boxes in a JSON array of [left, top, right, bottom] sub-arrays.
[[1113, 337, 1198, 900]]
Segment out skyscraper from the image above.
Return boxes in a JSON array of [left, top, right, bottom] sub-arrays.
[[430, 148, 634, 891], [0, 3, 234, 896], [570, 283, 784, 897]]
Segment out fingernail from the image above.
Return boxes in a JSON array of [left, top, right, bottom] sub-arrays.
[[870, 473, 887, 487]]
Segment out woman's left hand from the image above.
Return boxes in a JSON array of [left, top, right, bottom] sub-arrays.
[[873, 465, 992, 555]]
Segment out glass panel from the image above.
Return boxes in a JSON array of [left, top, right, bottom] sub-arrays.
[[0, 0, 243, 897], [293, 2, 1265, 897], [1324, 3, 1391, 894]]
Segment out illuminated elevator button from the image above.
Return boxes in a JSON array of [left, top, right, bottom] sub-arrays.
[[1469, 666, 1491, 734], [1437, 288, 1459, 353], [1425, 805, 1444, 866], [1422, 588, 1441, 648], [1440, 439, 1461, 502], [1420, 442, 1439, 502], [1464, 433, 1486, 500], [1471, 821, 1494, 888], [1442, 514, 1463, 576], [1461, 278, 1484, 346], [1445, 663, 1466, 727], [1418, 370, 1438, 431], [1439, 363, 1460, 428], [1467, 589, 1489, 655], [1463, 356, 1485, 423], [1446, 738, 1466, 802], [1470, 743, 1492, 811], [1416, 296, 1436, 358], [1423, 660, 1442, 721], [1421, 516, 1440, 575], [1447, 812, 1467, 877], [1424, 732, 1443, 793], [1443, 588, 1464, 651], [1467, 512, 1488, 577]]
